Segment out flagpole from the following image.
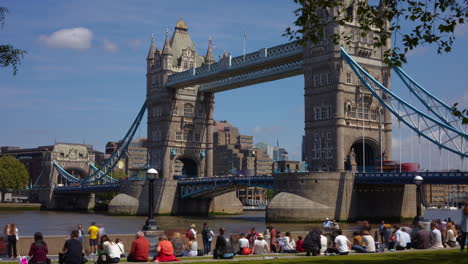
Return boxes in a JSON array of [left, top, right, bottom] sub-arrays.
[[243, 32, 246, 61]]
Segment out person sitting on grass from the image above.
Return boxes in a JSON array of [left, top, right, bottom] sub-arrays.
[[152, 235, 179, 263], [169, 233, 185, 258], [295, 236, 304, 253], [281, 232, 297, 253], [431, 223, 444, 249], [127, 231, 149, 262], [251, 234, 270, 255], [238, 233, 251, 255], [395, 227, 411, 250], [28, 232, 48, 264], [186, 235, 198, 257], [333, 229, 351, 255], [213, 227, 235, 259], [413, 224, 434, 249], [302, 229, 321, 256]]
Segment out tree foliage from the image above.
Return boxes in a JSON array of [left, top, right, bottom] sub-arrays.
[[0, 155, 29, 191], [285, 0, 468, 124], [1, 7, 26, 75]]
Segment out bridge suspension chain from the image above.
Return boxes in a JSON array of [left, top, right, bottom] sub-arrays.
[[341, 47, 468, 159], [81, 99, 147, 184], [52, 100, 147, 185], [394, 66, 467, 134]]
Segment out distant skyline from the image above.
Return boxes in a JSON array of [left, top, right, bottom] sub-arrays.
[[1, 1, 467, 169]]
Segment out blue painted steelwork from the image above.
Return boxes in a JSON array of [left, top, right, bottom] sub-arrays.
[[52, 162, 81, 183], [393, 66, 466, 133], [89, 163, 118, 183], [54, 182, 120, 194], [52, 101, 147, 185], [356, 171, 468, 184], [166, 42, 304, 92], [341, 47, 468, 158], [178, 176, 274, 198]]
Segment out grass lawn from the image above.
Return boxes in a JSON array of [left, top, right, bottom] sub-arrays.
[[184, 250, 464, 264]]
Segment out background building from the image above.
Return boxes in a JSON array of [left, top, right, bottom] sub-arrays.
[[105, 138, 148, 176], [213, 120, 272, 205]]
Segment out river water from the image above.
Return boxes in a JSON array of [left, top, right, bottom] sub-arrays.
[[0, 210, 349, 236], [1, 209, 458, 236]]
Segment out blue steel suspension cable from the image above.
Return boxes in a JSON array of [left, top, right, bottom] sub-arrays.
[[341, 47, 468, 158]]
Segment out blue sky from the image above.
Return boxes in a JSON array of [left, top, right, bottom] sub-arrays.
[[1, 0, 467, 169]]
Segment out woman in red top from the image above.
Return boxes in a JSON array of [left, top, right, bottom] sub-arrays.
[[29, 232, 48, 264], [295, 235, 304, 252], [152, 235, 179, 263]]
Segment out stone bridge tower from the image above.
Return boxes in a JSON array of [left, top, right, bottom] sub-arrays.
[[146, 19, 215, 179], [304, 2, 392, 172]]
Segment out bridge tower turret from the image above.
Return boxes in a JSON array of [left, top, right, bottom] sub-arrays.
[[303, 1, 392, 172], [146, 18, 215, 179]]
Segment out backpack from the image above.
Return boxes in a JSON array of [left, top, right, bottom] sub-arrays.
[[186, 229, 191, 238]]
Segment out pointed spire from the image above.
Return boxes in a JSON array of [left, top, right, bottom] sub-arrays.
[[147, 33, 155, 60], [204, 37, 214, 65], [162, 29, 172, 55]]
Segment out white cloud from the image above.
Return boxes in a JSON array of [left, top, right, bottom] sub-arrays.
[[39, 27, 93, 50], [102, 38, 119, 53]]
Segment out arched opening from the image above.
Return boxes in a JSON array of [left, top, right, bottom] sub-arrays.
[[177, 158, 198, 178], [57, 167, 87, 185], [350, 141, 376, 172]]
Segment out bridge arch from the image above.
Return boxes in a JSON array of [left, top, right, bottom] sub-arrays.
[[56, 167, 87, 185], [349, 138, 379, 171], [174, 156, 199, 178]]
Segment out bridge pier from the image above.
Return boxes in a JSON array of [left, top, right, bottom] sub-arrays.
[[109, 179, 242, 216], [267, 172, 417, 222]]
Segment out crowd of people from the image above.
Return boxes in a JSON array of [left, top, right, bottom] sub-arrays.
[[2, 201, 468, 263]]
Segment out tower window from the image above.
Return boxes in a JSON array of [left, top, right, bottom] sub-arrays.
[[183, 59, 188, 69], [176, 132, 182, 141], [346, 72, 352, 84], [184, 103, 193, 117], [189, 60, 194, 69]]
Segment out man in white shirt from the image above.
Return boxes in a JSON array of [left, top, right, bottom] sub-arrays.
[[431, 223, 444, 248], [334, 230, 351, 255], [395, 227, 411, 250]]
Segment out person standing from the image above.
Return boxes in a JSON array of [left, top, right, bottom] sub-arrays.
[[62, 230, 83, 264], [77, 225, 84, 245], [379, 221, 386, 244], [4, 224, 18, 258], [88, 222, 99, 255], [28, 232, 48, 264], [187, 224, 197, 239], [459, 202, 468, 252], [201, 223, 211, 255]]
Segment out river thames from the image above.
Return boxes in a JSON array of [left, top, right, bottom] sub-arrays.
[[1, 209, 461, 236]]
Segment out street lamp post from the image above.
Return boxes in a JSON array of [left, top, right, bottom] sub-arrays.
[[142, 168, 159, 231], [414, 175, 424, 223]]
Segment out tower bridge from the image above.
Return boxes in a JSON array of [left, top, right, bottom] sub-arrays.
[[35, 14, 468, 221]]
